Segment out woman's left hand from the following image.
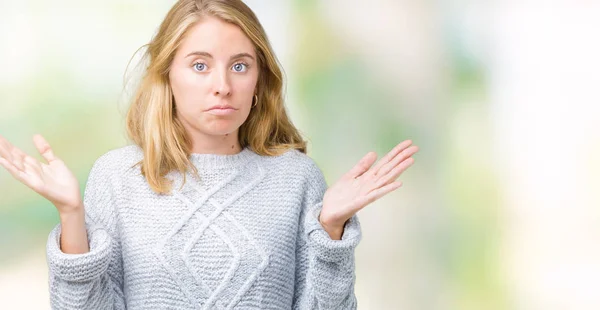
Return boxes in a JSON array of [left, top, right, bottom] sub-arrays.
[[319, 139, 419, 239]]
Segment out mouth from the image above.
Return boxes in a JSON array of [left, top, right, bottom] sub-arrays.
[[204, 106, 238, 116], [205, 105, 238, 112], [206, 107, 237, 111]]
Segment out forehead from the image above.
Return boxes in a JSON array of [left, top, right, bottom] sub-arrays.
[[178, 15, 255, 57]]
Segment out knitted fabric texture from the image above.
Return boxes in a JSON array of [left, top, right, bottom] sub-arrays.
[[46, 145, 361, 309]]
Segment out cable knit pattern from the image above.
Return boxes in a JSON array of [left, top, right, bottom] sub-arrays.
[[46, 145, 361, 309]]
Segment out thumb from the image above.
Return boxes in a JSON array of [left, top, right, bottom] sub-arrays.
[[33, 134, 57, 163], [345, 151, 377, 179]]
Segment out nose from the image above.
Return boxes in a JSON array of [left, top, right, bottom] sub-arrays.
[[212, 68, 231, 97]]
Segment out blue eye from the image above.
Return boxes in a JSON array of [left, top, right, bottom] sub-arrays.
[[193, 62, 206, 72], [232, 63, 248, 72]]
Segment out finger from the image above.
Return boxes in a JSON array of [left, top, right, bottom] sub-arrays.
[[33, 134, 57, 163], [0, 157, 34, 185], [0, 135, 15, 162], [376, 145, 419, 178], [10, 147, 27, 171], [360, 181, 403, 207], [24, 155, 43, 176], [373, 157, 415, 189], [344, 151, 377, 179], [371, 140, 413, 176]]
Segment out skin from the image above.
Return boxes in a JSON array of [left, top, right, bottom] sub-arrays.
[[169, 16, 259, 155], [0, 134, 88, 253], [0, 16, 419, 252], [320, 140, 419, 239]]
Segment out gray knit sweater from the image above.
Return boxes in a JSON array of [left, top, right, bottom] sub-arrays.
[[46, 145, 361, 309]]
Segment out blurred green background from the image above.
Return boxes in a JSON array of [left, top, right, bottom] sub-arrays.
[[1, 1, 599, 309]]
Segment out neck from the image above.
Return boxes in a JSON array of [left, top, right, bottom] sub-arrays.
[[188, 129, 242, 155]]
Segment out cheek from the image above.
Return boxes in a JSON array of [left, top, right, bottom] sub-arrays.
[[170, 69, 208, 110], [171, 69, 202, 94], [233, 75, 259, 98]]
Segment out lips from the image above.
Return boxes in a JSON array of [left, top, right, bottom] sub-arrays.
[[206, 105, 237, 111], [204, 105, 238, 116]]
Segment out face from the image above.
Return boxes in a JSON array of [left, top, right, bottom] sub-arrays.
[[169, 15, 259, 140]]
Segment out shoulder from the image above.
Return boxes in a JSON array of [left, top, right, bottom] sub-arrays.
[[89, 144, 144, 179], [258, 148, 327, 186]]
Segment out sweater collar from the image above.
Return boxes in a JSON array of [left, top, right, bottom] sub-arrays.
[[167, 146, 259, 195], [188, 146, 256, 170]]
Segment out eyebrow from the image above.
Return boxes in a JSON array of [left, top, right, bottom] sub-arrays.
[[185, 51, 255, 61]]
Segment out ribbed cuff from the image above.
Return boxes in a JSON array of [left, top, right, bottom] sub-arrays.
[[46, 223, 112, 283], [304, 202, 362, 263]]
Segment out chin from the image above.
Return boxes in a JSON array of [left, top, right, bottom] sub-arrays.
[[201, 123, 242, 136], [207, 128, 239, 136]]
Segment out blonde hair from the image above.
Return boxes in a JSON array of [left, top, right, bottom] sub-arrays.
[[125, 0, 306, 194]]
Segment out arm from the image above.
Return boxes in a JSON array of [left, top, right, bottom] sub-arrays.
[[46, 154, 126, 310], [292, 162, 362, 309]]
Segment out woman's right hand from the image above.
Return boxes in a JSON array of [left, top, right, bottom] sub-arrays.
[[0, 134, 82, 215]]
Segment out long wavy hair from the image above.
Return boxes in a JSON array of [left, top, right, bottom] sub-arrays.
[[125, 0, 306, 194]]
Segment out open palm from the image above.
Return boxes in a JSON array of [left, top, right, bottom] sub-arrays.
[[320, 139, 419, 229], [0, 134, 81, 213]]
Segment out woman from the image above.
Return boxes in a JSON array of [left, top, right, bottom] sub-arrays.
[[0, 0, 418, 309]]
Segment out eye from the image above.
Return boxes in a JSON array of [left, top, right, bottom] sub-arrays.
[[232, 62, 248, 73], [193, 62, 207, 72]]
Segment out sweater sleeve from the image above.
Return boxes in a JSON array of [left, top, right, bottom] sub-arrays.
[[292, 160, 362, 309], [46, 153, 126, 310]]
